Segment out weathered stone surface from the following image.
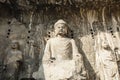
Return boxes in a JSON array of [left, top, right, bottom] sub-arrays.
[[0, 2, 120, 80]]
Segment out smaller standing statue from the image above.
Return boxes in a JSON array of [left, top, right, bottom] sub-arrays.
[[96, 38, 120, 80], [4, 40, 23, 80], [27, 40, 35, 78], [114, 47, 120, 74], [33, 19, 87, 80]]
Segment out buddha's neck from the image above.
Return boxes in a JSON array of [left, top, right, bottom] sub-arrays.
[[57, 35, 66, 38], [12, 48, 18, 51]]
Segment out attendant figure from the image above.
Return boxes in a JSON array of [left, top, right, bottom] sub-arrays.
[[96, 39, 120, 80], [4, 40, 23, 80]]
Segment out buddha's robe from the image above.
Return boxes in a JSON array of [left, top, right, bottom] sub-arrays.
[[33, 37, 85, 80], [4, 50, 23, 80]]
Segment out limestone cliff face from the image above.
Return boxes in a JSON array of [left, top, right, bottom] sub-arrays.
[[0, 1, 120, 80]]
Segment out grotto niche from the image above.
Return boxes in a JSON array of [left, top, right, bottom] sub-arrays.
[[0, 0, 120, 80]]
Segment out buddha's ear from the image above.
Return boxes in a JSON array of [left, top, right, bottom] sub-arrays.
[[54, 28, 60, 37], [53, 30, 57, 37]]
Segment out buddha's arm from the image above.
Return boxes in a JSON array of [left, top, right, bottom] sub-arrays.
[[4, 50, 10, 65], [42, 40, 51, 61], [71, 39, 82, 60], [16, 52, 23, 65], [4, 54, 8, 65], [71, 39, 86, 74]]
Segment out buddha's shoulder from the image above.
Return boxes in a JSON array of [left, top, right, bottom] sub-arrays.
[[46, 38, 56, 43], [47, 37, 56, 41], [47, 37, 74, 42]]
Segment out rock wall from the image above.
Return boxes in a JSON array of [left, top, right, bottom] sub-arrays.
[[0, 3, 120, 80]]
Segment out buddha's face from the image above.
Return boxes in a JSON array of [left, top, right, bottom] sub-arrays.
[[11, 42, 18, 49], [54, 23, 68, 36]]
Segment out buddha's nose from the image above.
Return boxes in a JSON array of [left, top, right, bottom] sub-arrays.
[[60, 28, 63, 31]]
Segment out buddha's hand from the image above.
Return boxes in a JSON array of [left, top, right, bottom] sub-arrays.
[[49, 59, 55, 63], [74, 54, 82, 61], [50, 57, 56, 63], [45, 58, 56, 64]]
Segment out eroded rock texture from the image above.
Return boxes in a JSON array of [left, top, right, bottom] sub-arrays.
[[0, 1, 120, 80]]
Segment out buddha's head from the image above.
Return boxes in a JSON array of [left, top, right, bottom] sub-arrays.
[[11, 40, 19, 49], [54, 19, 68, 37]]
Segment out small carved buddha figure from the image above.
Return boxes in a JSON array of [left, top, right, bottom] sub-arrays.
[[4, 40, 23, 80], [33, 19, 86, 80]]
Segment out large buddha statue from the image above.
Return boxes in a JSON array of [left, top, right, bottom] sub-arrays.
[[33, 19, 86, 80]]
